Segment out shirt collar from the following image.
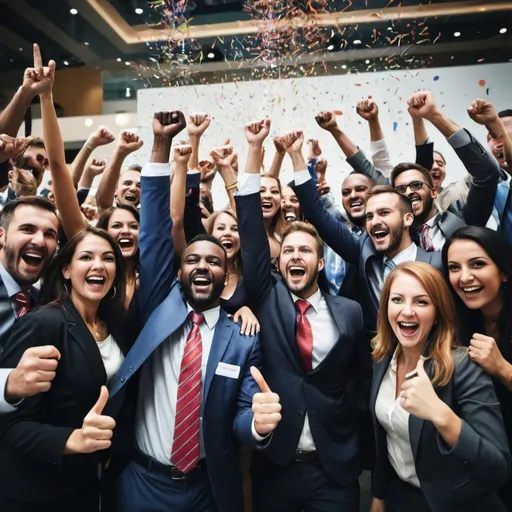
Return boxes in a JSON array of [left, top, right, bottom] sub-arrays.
[[0, 261, 23, 298], [290, 286, 322, 313], [384, 242, 417, 267], [390, 345, 400, 373], [187, 303, 220, 330], [425, 211, 441, 228]]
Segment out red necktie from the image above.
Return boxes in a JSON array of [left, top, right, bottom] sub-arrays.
[[295, 300, 313, 372], [421, 224, 435, 252], [171, 311, 204, 473], [15, 291, 30, 318]]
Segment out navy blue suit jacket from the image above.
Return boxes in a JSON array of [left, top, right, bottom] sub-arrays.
[[109, 173, 261, 512], [292, 178, 442, 333], [236, 191, 371, 486]]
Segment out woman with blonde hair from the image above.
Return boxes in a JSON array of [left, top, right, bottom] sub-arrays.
[[369, 261, 511, 512]]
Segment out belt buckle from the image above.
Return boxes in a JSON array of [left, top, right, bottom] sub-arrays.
[[170, 467, 187, 481]]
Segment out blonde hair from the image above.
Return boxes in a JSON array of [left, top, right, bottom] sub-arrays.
[[372, 261, 460, 387], [205, 209, 238, 235]]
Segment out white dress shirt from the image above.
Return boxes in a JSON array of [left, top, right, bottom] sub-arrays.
[[290, 287, 339, 451], [96, 334, 125, 384], [0, 262, 24, 414], [136, 305, 219, 465], [370, 139, 394, 177], [375, 348, 420, 487]]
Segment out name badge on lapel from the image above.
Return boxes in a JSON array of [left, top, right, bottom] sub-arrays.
[[215, 362, 240, 379]]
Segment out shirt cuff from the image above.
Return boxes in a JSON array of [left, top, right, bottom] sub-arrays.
[[0, 369, 18, 414], [293, 170, 312, 186], [251, 417, 270, 442], [237, 173, 261, 196], [77, 187, 90, 194], [370, 139, 387, 152], [447, 128, 471, 149], [142, 162, 171, 177]]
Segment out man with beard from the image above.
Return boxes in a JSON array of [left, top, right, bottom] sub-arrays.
[[0, 196, 61, 412], [283, 131, 440, 333], [236, 119, 370, 512], [391, 160, 493, 252], [108, 111, 273, 512]]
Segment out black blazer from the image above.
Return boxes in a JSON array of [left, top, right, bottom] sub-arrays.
[[371, 350, 512, 511], [0, 301, 128, 503], [236, 191, 372, 486]]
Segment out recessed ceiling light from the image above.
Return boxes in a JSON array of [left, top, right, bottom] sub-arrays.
[[454, 31, 461, 37], [70, 8, 78, 15], [342, 64, 347, 69], [117, 58, 122, 62], [85, 118, 93, 127], [207, 52, 215, 59], [327, 44, 334, 51], [135, 8, 143, 14], [125, 61, 131, 65], [353, 39, 362, 44], [64, 61, 69, 66], [84, 42, 89, 46], [500, 28, 508, 34], [365, 59, 370, 64]]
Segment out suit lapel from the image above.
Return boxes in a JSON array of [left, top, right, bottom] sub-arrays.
[[64, 301, 106, 384], [204, 310, 232, 405], [370, 355, 391, 413], [281, 286, 304, 370], [415, 245, 431, 264]]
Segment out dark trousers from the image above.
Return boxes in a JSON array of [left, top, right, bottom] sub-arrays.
[[118, 461, 218, 512], [385, 470, 431, 512], [251, 454, 359, 512], [0, 485, 99, 512]]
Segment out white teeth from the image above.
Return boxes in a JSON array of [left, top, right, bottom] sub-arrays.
[[87, 276, 105, 282], [350, 201, 363, 207], [400, 322, 417, 327], [25, 252, 42, 258], [411, 198, 420, 204], [119, 239, 131, 243], [462, 286, 481, 292]]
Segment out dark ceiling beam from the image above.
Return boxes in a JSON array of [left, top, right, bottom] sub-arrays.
[[0, 26, 33, 63], [0, 0, 103, 68]]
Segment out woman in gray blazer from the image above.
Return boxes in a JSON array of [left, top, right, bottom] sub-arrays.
[[369, 261, 511, 512]]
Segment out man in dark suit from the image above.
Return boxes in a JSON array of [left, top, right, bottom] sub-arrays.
[[108, 112, 270, 512], [288, 134, 441, 333], [236, 119, 370, 512], [0, 195, 61, 413]]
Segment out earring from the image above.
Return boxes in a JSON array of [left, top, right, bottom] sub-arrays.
[[110, 286, 117, 299]]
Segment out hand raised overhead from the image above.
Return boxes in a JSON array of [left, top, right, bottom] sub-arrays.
[[22, 43, 55, 98], [244, 119, 271, 146], [153, 111, 187, 139]]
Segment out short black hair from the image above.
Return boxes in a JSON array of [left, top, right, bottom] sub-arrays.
[[1, 196, 57, 231], [498, 110, 512, 119], [391, 162, 433, 188], [186, 233, 227, 255], [367, 185, 413, 215]]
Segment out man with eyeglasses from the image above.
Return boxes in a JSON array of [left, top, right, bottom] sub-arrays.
[[391, 160, 498, 252]]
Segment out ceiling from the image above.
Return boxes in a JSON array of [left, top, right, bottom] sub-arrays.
[[0, 0, 511, 95]]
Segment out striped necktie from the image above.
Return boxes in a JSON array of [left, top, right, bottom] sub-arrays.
[[171, 311, 204, 473], [15, 291, 30, 318]]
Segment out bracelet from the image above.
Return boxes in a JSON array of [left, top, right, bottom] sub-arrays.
[[225, 182, 238, 191], [85, 144, 94, 151]]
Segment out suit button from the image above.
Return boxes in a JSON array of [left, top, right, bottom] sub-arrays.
[[120, 376, 126, 383], [464, 461, 469, 465], [129, 366, 134, 373]]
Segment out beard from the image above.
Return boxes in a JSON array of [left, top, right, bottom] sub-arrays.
[[385, 222, 405, 254], [414, 194, 434, 224], [284, 267, 320, 296], [2, 241, 45, 288], [180, 273, 226, 310]]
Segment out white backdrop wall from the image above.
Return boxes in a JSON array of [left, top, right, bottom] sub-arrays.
[[136, 63, 512, 208]]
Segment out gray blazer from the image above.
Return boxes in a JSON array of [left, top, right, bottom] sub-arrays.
[[371, 350, 512, 511]]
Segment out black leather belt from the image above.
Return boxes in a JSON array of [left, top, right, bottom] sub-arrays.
[[294, 450, 318, 463], [133, 450, 206, 480]]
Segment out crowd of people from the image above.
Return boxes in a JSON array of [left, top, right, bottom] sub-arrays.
[[0, 43, 511, 512]]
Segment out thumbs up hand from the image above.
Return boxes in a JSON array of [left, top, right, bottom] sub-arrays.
[[251, 367, 282, 436], [399, 358, 443, 422], [64, 386, 116, 454]]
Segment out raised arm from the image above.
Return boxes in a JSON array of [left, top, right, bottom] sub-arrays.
[[70, 127, 114, 189], [187, 113, 211, 171], [286, 131, 361, 264], [96, 132, 143, 216], [170, 145, 191, 258], [268, 136, 287, 179], [38, 50, 86, 239], [139, 111, 186, 317], [235, 119, 274, 309], [357, 99, 393, 177], [210, 144, 238, 212], [407, 94, 434, 172]]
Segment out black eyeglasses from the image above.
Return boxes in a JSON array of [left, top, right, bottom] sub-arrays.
[[395, 181, 433, 195]]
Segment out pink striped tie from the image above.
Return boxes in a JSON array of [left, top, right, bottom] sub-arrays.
[[171, 311, 204, 473], [15, 291, 30, 318]]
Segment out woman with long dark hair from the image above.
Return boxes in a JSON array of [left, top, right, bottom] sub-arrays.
[[443, 226, 512, 507], [370, 261, 510, 512], [0, 226, 128, 511]]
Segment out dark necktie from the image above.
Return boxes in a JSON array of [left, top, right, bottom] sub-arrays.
[[171, 311, 204, 473], [295, 299, 313, 372]]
